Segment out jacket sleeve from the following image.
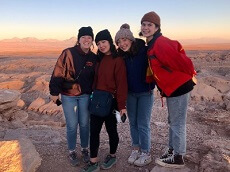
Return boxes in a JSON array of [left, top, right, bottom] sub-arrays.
[[49, 50, 67, 96], [154, 38, 196, 76], [114, 58, 128, 111]]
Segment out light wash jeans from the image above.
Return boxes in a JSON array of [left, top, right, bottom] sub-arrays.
[[61, 94, 90, 151], [166, 92, 190, 155], [127, 91, 154, 153]]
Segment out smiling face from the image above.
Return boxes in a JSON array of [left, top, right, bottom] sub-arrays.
[[97, 40, 111, 55], [117, 38, 132, 52], [79, 35, 93, 51], [141, 21, 159, 42]]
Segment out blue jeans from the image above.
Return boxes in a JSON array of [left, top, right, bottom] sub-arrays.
[[61, 94, 90, 151], [127, 91, 154, 153], [166, 92, 190, 155]]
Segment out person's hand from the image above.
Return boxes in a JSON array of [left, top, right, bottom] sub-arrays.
[[120, 109, 127, 123], [120, 109, 127, 116], [50, 95, 59, 103]]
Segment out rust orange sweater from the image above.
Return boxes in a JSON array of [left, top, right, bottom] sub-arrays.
[[96, 55, 128, 110]]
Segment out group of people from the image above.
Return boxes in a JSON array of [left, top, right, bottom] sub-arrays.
[[49, 11, 196, 171]]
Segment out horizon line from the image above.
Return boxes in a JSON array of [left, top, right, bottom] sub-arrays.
[[1, 36, 230, 45]]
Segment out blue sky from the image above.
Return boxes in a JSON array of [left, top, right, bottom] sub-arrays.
[[0, 0, 230, 41]]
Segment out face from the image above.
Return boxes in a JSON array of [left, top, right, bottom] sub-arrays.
[[79, 35, 93, 50], [96, 40, 111, 55], [117, 38, 132, 52], [141, 21, 159, 41]]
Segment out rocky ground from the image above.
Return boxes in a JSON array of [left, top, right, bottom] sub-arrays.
[[0, 50, 230, 172]]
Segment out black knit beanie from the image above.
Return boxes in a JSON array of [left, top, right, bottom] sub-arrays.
[[77, 26, 94, 40], [95, 29, 113, 44]]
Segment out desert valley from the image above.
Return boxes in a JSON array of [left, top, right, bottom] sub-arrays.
[[0, 38, 229, 172]]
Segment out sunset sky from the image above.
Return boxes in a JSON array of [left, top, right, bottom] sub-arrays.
[[0, 0, 230, 42]]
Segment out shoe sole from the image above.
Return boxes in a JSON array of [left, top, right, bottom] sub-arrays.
[[82, 158, 90, 163], [100, 159, 117, 170], [128, 158, 137, 164], [134, 159, 152, 167], [128, 161, 135, 164], [155, 158, 185, 168], [70, 161, 80, 167], [69, 158, 79, 167]]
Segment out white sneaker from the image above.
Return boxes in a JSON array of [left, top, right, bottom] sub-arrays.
[[134, 152, 152, 166], [128, 150, 140, 164]]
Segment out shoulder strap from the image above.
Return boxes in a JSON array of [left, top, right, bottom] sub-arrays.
[[69, 47, 90, 82]]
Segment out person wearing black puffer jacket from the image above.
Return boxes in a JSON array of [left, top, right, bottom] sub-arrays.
[[115, 24, 155, 167]]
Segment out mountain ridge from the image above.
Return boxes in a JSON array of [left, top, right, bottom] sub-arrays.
[[1, 37, 230, 44]]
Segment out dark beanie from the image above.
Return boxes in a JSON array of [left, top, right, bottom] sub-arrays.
[[95, 29, 113, 44], [141, 11, 161, 26], [77, 26, 94, 40]]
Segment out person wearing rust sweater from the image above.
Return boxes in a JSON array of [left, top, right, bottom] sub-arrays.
[[82, 29, 128, 172], [49, 26, 97, 166]]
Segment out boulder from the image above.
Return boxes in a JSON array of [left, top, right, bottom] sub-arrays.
[[28, 97, 46, 111], [0, 138, 42, 172], [200, 77, 230, 93], [17, 99, 25, 108], [29, 75, 50, 95], [0, 89, 21, 119], [38, 101, 62, 115], [223, 90, 230, 111], [200, 139, 230, 172], [0, 80, 24, 90], [0, 89, 21, 105], [191, 82, 222, 101]]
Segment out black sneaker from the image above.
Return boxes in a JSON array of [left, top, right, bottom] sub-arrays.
[[69, 151, 79, 166], [155, 154, 185, 168], [160, 148, 173, 159], [82, 149, 90, 163]]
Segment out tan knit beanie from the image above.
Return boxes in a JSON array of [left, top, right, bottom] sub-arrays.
[[141, 11, 161, 26], [115, 23, 135, 45]]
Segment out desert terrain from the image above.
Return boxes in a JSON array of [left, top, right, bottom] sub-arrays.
[[0, 39, 230, 172]]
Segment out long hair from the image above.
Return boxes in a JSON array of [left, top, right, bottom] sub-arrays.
[[97, 41, 118, 62], [117, 38, 145, 58]]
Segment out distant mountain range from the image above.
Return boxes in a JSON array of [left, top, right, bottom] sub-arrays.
[[180, 37, 230, 45], [0, 37, 229, 57], [0, 37, 77, 43], [0, 37, 78, 57], [1, 37, 230, 44]]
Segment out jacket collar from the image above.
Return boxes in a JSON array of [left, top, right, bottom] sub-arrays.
[[147, 31, 162, 50]]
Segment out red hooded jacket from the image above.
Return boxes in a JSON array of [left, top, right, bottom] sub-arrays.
[[147, 33, 196, 96]]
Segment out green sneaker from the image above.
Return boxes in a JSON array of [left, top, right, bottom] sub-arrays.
[[100, 155, 117, 170], [81, 162, 99, 172]]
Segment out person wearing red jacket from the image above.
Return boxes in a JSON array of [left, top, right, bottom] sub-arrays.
[[140, 11, 196, 168], [82, 29, 128, 172]]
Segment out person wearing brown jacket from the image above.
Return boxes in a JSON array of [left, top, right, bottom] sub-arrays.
[[49, 26, 97, 166]]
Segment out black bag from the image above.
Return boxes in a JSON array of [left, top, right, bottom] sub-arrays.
[[89, 90, 113, 117]]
